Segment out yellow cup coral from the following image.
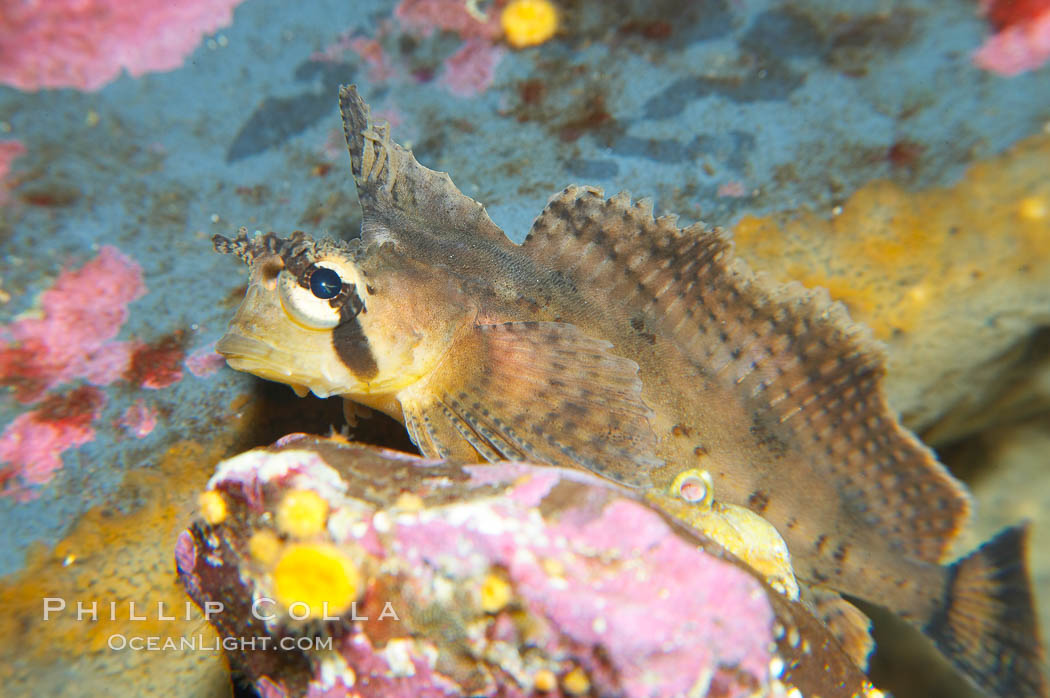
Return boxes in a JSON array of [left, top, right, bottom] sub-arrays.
[[479, 572, 513, 613], [276, 489, 329, 538], [248, 529, 282, 565], [533, 668, 557, 692], [272, 543, 361, 619], [501, 0, 558, 49], [562, 666, 591, 695]]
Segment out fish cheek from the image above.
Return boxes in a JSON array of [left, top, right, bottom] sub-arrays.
[[331, 314, 379, 381]]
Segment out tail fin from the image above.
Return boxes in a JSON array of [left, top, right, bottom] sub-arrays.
[[924, 525, 1047, 698]]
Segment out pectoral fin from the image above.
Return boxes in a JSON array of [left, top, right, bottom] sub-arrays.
[[400, 321, 661, 486], [808, 588, 874, 670], [342, 399, 373, 428]]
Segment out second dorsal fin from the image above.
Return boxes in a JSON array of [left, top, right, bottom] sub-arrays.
[[523, 185, 971, 564]]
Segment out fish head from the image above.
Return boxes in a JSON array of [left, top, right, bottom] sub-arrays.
[[213, 229, 474, 407]]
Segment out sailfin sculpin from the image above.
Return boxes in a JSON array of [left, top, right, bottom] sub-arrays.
[[214, 86, 1046, 698]]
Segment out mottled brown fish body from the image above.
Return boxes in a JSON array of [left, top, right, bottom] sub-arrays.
[[352, 188, 950, 623], [214, 86, 1046, 698]]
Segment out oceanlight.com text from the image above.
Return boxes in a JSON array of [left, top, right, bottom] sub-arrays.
[[107, 634, 334, 652]]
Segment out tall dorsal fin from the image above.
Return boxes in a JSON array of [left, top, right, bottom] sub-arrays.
[[524, 185, 971, 564], [338, 85, 507, 247]]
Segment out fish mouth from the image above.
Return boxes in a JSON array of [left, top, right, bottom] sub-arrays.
[[215, 331, 322, 396], [216, 332, 289, 372]]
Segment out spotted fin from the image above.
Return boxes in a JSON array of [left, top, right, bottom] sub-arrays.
[[523, 185, 970, 563], [924, 525, 1047, 698], [808, 588, 873, 670], [338, 84, 507, 247], [400, 321, 660, 486]]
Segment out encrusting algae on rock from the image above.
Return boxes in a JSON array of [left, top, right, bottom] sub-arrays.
[[732, 130, 1050, 444], [212, 86, 1047, 697], [0, 440, 232, 697], [180, 434, 884, 697]]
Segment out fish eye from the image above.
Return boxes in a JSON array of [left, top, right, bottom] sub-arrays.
[[309, 267, 342, 299], [277, 264, 346, 330]]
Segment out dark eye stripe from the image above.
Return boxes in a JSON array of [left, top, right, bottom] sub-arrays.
[[332, 285, 377, 380]]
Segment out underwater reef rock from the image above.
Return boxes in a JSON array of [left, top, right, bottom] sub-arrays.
[[732, 131, 1050, 445], [179, 434, 878, 698], [0, 439, 233, 698]]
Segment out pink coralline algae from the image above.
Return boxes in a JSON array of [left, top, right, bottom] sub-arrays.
[[440, 39, 506, 97], [0, 141, 25, 176], [0, 140, 26, 205], [0, 0, 247, 91], [348, 37, 397, 82], [398, 1, 507, 96], [312, 35, 396, 83], [0, 247, 145, 498], [0, 246, 146, 403], [0, 386, 105, 501], [185, 342, 226, 378], [181, 436, 876, 698], [394, 0, 504, 41], [717, 180, 749, 198], [974, 0, 1050, 75], [117, 399, 158, 438], [124, 335, 185, 389], [314, 0, 509, 98]]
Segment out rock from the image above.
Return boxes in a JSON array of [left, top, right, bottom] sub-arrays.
[[178, 434, 879, 697], [731, 132, 1050, 445]]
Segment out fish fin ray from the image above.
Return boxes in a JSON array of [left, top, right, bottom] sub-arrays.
[[338, 84, 506, 246], [924, 524, 1047, 698], [523, 185, 969, 562], [808, 588, 873, 670], [402, 401, 478, 461], [403, 321, 660, 485]]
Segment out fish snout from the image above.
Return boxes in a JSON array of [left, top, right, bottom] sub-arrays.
[[215, 331, 273, 362], [215, 281, 292, 367]]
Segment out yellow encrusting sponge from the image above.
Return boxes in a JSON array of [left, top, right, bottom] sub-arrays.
[[272, 543, 361, 619], [501, 0, 558, 49]]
